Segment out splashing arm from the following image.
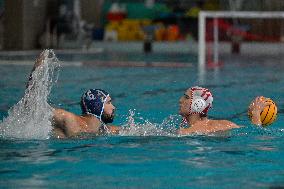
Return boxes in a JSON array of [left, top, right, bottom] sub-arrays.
[[32, 51, 46, 72], [26, 51, 46, 88]]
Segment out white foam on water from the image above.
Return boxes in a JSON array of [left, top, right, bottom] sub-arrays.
[[119, 109, 180, 136], [0, 50, 60, 139]]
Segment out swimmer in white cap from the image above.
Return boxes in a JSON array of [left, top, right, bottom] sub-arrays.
[[178, 87, 271, 135], [178, 86, 240, 135], [27, 50, 120, 138]]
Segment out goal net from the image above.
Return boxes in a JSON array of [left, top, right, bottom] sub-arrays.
[[198, 11, 284, 72]]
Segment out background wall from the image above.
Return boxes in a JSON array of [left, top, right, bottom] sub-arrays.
[[1, 0, 284, 50], [4, 0, 47, 50]]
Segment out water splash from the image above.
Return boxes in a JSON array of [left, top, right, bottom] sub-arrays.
[[0, 50, 60, 139], [117, 109, 284, 137], [119, 109, 180, 136]]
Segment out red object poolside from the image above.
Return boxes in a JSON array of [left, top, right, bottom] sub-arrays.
[[107, 12, 127, 21]]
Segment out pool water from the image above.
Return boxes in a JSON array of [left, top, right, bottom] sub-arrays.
[[0, 51, 284, 188]]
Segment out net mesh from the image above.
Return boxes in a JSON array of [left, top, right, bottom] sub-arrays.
[[204, 16, 284, 66]]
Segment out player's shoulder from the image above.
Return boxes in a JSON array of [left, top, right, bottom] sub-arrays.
[[54, 108, 73, 116], [216, 119, 240, 128], [54, 108, 79, 121]]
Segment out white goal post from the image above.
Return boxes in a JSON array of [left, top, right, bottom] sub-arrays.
[[198, 11, 284, 76]]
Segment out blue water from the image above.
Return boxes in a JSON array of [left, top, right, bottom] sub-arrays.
[[0, 51, 284, 188]]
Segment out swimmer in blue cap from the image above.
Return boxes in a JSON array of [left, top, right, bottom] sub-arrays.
[[52, 88, 119, 138], [28, 51, 120, 138], [80, 88, 116, 130]]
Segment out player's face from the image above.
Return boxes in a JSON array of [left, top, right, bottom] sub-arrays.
[[102, 96, 115, 123], [179, 89, 192, 116]]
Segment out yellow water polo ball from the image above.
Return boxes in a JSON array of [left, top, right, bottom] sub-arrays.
[[248, 99, 277, 126]]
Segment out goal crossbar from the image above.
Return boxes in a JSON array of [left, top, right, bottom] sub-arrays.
[[198, 11, 284, 79], [200, 11, 284, 19]]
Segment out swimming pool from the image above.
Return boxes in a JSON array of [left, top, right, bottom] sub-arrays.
[[0, 50, 284, 188]]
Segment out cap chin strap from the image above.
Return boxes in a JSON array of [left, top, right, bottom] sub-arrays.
[[190, 97, 206, 114], [99, 94, 109, 119], [99, 94, 110, 134]]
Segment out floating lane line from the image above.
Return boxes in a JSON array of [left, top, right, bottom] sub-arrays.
[[82, 61, 193, 68], [0, 60, 83, 66], [0, 60, 192, 68]]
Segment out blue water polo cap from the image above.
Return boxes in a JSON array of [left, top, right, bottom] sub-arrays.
[[80, 89, 109, 120]]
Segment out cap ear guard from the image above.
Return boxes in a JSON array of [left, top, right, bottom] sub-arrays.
[[191, 97, 206, 113]]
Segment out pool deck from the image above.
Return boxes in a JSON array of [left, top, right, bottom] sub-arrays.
[[1, 40, 283, 53], [0, 40, 282, 59]]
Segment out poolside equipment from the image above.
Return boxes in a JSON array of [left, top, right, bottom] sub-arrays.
[[80, 89, 109, 121], [248, 98, 277, 126], [105, 19, 148, 41]]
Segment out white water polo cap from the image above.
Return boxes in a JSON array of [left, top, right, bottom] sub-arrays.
[[189, 86, 213, 115]]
